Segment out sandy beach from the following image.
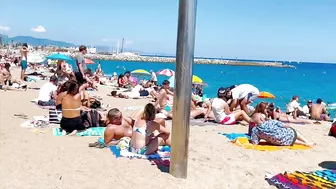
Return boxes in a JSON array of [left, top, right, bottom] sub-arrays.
[[0, 68, 335, 189]]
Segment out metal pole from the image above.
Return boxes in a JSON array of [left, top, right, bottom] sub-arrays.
[[169, 0, 197, 179]]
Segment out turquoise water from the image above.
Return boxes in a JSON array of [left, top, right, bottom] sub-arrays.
[[69, 60, 336, 117]]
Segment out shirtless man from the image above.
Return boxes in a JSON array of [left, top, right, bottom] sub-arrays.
[[311, 99, 330, 121], [154, 80, 174, 118], [103, 108, 135, 145], [20, 43, 29, 81]]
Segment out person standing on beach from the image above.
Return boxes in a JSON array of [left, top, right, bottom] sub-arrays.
[[74, 45, 92, 85], [20, 43, 29, 81], [150, 70, 157, 86]]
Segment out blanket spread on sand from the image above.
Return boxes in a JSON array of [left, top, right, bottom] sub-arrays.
[[266, 169, 336, 189], [110, 145, 171, 160], [219, 132, 311, 151], [53, 127, 106, 136]]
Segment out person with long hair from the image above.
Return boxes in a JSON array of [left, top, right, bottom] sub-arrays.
[[60, 80, 89, 134], [250, 102, 315, 147], [130, 103, 171, 155]]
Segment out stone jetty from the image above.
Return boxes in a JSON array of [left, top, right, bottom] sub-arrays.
[[71, 52, 295, 68]]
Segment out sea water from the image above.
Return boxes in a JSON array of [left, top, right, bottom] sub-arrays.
[[69, 60, 336, 118]]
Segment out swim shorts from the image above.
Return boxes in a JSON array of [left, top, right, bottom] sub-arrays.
[[220, 114, 236, 125], [21, 60, 28, 70]]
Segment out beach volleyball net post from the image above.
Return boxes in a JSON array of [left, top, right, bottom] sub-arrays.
[[169, 0, 198, 178]]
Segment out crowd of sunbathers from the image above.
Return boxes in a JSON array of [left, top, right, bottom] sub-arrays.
[[3, 45, 336, 156]]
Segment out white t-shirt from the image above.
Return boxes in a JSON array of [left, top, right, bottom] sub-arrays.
[[302, 105, 310, 114], [286, 100, 302, 113], [131, 85, 144, 93], [38, 82, 57, 101], [151, 72, 157, 82], [211, 98, 227, 123], [231, 84, 259, 101]]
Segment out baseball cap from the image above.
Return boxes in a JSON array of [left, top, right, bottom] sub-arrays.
[[217, 87, 226, 98]]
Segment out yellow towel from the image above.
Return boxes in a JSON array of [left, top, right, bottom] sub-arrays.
[[232, 137, 311, 151]]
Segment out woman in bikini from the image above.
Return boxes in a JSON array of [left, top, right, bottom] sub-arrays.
[[267, 103, 313, 124], [60, 81, 89, 134], [130, 103, 171, 155], [249, 102, 315, 147]]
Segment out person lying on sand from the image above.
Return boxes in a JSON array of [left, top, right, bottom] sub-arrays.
[[104, 107, 166, 146], [267, 103, 313, 124], [310, 99, 330, 122], [103, 108, 135, 145], [154, 80, 174, 118], [130, 103, 171, 155], [250, 102, 315, 147], [204, 87, 251, 125]]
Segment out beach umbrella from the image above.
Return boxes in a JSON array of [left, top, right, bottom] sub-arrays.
[[258, 91, 275, 99], [85, 58, 95, 64], [157, 69, 175, 77], [169, 75, 207, 88], [192, 75, 203, 83], [131, 69, 151, 77], [27, 53, 45, 64], [46, 53, 72, 61]]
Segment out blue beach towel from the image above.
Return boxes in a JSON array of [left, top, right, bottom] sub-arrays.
[[53, 127, 106, 136], [110, 145, 171, 160], [218, 132, 250, 141]]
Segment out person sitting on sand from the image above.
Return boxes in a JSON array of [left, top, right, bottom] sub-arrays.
[[226, 84, 260, 115], [204, 87, 252, 124], [130, 103, 171, 155], [154, 80, 174, 118], [1, 63, 27, 90], [302, 100, 313, 116], [267, 103, 313, 124], [286, 96, 306, 119], [250, 102, 315, 147], [60, 81, 90, 134], [103, 108, 135, 145], [118, 71, 132, 88], [311, 99, 330, 121], [55, 81, 72, 110], [37, 76, 58, 106]]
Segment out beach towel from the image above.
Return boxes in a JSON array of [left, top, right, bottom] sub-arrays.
[[218, 132, 311, 151], [53, 127, 106, 136], [110, 145, 171, 160], [266, 169, 336, 189]]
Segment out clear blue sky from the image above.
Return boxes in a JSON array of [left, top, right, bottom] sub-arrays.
[[1, 0, 335, 62]]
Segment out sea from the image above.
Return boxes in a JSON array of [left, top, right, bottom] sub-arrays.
[[69, 59, 336, 118]]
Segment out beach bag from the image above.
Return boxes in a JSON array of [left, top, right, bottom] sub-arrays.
[[329, 121, 336, 137], [90, 99, 101, 109], [82, 110, 102, 128]]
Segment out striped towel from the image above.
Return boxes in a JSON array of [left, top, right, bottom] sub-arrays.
[[53, 127, 106, 136], [49, 108, 62, 124]]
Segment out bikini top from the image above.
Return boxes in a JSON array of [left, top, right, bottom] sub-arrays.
[[133, 120, 154, 137]]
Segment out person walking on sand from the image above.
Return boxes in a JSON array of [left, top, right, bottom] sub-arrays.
[[74, 45, 92, 85], [20, 43, 29, 81]]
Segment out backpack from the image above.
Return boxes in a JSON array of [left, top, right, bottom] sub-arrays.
[[82, 110, 102, 128], [90, 99, 101, 109]]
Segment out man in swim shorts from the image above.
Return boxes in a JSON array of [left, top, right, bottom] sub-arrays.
[[226, 84, 259, 115], [155, 80, 174, 118], [103, 108, 135, 145], [311, 99, 330, 121], [20, 43, 29, 81]]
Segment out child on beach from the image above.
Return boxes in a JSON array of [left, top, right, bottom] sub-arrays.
[[250, 102, 315, 147]]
